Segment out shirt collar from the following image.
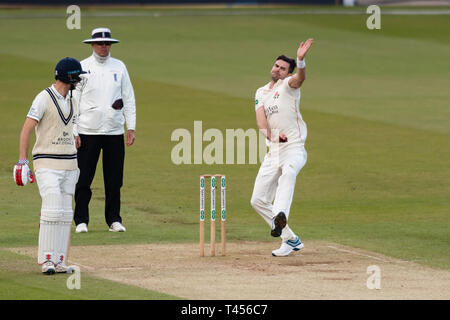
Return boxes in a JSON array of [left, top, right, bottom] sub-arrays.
[[268, 78, 284, 91], [51, 85, 69, 101], [93, 51, 110, 64]]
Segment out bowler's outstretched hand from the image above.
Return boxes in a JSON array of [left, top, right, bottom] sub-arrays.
[[297, 38, 314, 60]]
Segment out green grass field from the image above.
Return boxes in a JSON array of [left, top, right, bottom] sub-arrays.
[[0, 6, 449, 299]]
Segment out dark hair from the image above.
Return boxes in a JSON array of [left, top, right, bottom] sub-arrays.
[[276, 55, 296, 74]]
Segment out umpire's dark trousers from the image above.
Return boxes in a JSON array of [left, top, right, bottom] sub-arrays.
[[74, 134, 124, 227]]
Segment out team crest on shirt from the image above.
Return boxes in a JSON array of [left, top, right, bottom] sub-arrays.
[[273, 91, 280, 99]]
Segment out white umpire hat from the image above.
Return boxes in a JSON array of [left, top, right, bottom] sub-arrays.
[[82, 27, 120, 44]]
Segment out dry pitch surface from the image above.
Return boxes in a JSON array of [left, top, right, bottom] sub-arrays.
[[10, 241, 450, 300]]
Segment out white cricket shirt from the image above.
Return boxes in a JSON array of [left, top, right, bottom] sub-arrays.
[[28, 85, 71, 121], [254, 76, 307, 148], [26, 86, 78, 171]]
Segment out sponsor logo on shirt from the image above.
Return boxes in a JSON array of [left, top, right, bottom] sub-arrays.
[[265, 104, 279, 117], [52, 132, 73, 145]]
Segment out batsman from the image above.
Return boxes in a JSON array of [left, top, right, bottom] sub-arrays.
[[251, 39, 313, 256], [14, 57, 85, 274]]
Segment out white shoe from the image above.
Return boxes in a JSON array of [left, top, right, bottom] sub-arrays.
[[109, 222, 126, 232], [75, 223, 88, 233], [42, 261, 56, 275], [272, 237, 304, 257], [55, 262, 75, 273]]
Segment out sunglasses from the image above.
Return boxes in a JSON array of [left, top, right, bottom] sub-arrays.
[[94, 41, 112, 46]]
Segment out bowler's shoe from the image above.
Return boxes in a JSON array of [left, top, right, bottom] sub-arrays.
[[271, 212, 287, 237], [272, 237, 304, 257]]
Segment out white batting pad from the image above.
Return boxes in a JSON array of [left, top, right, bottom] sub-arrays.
[[38, 194, 72, 264], [56, 194, 74, 264], [40, 193, 63, 222], [55, 220, 72, 265], [38, 220, 59, 264]]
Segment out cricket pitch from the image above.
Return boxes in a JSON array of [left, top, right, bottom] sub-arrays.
[[9, 241, 450, 300]]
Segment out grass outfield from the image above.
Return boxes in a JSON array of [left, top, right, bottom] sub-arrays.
[[0, 7, 449, 299]]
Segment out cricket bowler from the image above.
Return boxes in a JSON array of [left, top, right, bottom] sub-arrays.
[[251, 39, 314, 256]]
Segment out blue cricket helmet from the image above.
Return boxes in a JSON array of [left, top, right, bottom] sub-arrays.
[[54, 57, 87, 84]]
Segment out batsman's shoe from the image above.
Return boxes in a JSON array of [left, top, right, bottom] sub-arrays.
[[75, 223, 88, 233], [272, 237, 304, 257], [109, 222, 126, 232], [55, 262, 75, 274], [42, 261, 56, 275], [270, 212, 287, 237]]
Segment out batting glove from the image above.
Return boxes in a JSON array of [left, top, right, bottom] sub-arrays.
[[13, 159, 35, 186]]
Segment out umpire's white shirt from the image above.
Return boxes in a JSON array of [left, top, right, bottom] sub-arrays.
[[74, 53, 136, 135]]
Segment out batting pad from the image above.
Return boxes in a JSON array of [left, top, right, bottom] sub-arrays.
[[40, 193, 63, 222], [38, 194, 72, 264], [56, 194, 74, 264]]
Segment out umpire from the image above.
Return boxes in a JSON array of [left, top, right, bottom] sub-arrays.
[[73, 27, 136, 233]]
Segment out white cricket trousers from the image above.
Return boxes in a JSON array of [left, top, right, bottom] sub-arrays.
[[250, 144, 307, 242], [35, 168, 79, 265]]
